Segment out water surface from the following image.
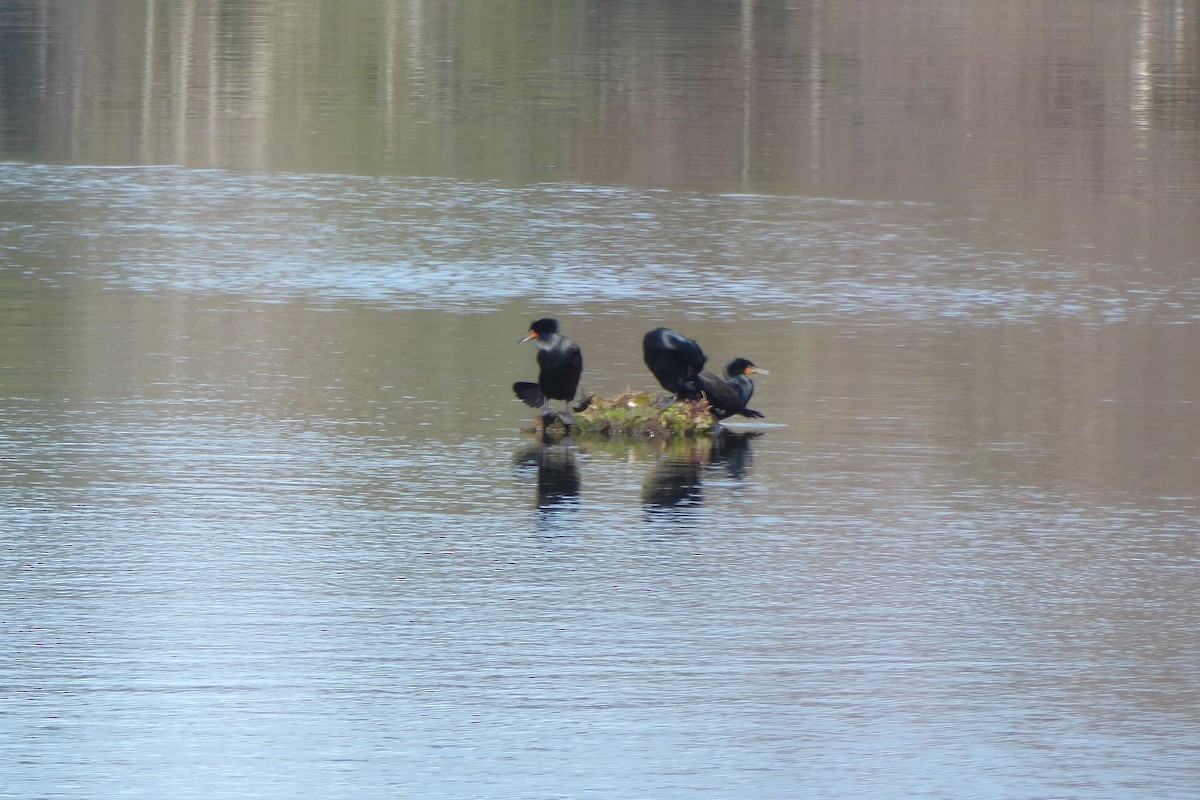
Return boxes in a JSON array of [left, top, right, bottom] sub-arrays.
[[2, 2, 1199, 799]]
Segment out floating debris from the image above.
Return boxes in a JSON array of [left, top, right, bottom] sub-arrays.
[[527, 392, 718, 438]]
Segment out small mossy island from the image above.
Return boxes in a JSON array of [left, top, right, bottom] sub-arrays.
[[528, 392, 719, 438]]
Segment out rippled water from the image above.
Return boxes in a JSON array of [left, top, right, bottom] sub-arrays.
[[3, 1, 1200, 798], [6, 390, 1198, 797], [5, 164, 1198, 325], [8, 389, 1196, 796]]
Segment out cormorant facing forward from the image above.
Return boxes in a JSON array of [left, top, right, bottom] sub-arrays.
[[513, 318, 584, 425]]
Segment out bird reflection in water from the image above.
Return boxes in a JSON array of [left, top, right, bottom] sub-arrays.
[[709, 428, 760, 480], [513, 438, 581, 518], [643, 450, 704, 515], [642, 430, 761, 521]]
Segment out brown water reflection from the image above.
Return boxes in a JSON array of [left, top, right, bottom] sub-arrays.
[[2, 0, 1197, 203]]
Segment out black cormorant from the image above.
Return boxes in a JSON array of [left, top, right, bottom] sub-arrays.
[[513, 318, 584, 425], [697, 357, 768, 420], [642, 327, 707, 401]]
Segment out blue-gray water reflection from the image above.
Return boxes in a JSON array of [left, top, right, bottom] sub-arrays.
[[7, 403, 1197, 798]]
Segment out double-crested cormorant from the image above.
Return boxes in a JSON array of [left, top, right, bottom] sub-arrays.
[[513, 318, 584, 425], [697, 358, 768, 420], [643, 327, 707, 400]]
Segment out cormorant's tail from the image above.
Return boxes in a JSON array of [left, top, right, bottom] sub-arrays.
[[513, 381, 544, 408], [737, 407, 765, 419]]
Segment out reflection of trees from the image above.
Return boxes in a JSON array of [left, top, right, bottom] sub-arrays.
[[0, 2, 1194, 197]]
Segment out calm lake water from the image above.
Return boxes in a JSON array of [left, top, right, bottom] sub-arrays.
[[2, 1, 1199, 798]]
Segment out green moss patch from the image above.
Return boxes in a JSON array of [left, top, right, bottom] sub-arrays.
[[529, 392, 717, 438]]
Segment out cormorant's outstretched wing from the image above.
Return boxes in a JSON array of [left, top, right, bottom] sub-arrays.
[[513, 381, 544, 408]]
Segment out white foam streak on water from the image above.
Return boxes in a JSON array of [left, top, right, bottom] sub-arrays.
[[5, 164, 1197, 324]]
